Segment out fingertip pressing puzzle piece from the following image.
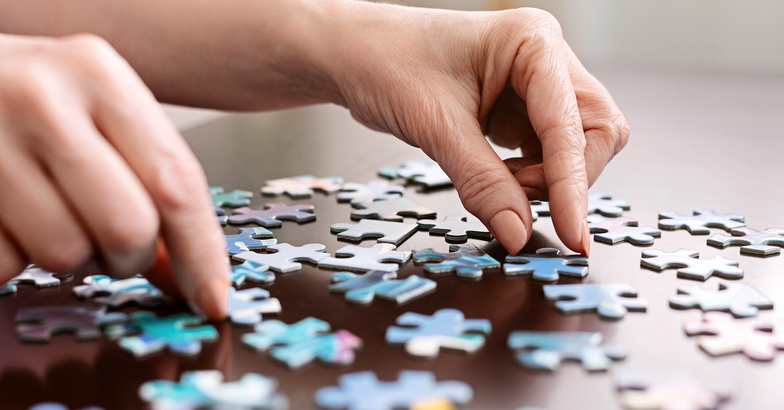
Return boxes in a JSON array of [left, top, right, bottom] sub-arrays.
[[351, 198, 436, 221], [231, 260, 275, 286], [228, 203, 316, 228], [707, 227, 784, 256], [507, 331, 626, 371], [329, 271, 436, 304], [658, 209, 745, 235], [413, 244, 500, 279], [641, 249, 743, 281], [15, 306, 127, 342], [10, 265, 72, 288], [587, 215, 661, 245], [319, 244, 411, 272], [587, 192, 630, 217], [105, 311, 218, 357], [262, 174, 344, 198], [209, 186, 253, 208], [73, 275, 168, 308], [385, 308, 491, 358], [614, 369, 732, 410], [379, 160, 453, 187], [683, 311, 784, 361], [337, 180, 405, 205], [233, 243, 329, 273], [529, 201, 550, 222], [504, 248, 588, 282], [331, 220, 419, 246], [669, 281, 773, 318], [543, 283, 647, 320], [225, 227, 277, 255], [417, 216, 492, 243]]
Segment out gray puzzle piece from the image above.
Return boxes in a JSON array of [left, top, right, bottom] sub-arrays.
[[351, 198, 436, 221], [588, 215, 661, 245], [543, 283, 647, 320], [386, 309, 491, 358], [413, 244, 500, 279], [225, 227, 277, 255], [330, 271, 436, 304], [708, 227, 784, 256], [669, 281, 773, 318], [337, 180, 405, 205], [379, 160, 453, 187], [228, 203, 316, 227], [16, 306, 127, 342], [10, 266, 71, 288], [529, 200, 550, 222], [417, 215, 492, 243], [319, 244, 410, 272], [507, 331, 626, 371], [641, 248, 743, 281], [73, 275, 168, 308], [504, 248, 588, 282], [233, 243, 329, 273], [331, 220, 419, 246], [658, 209, 745, 234], [587, 192, 630, 217]]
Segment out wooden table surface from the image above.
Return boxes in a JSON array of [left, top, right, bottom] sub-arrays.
[[1, 68, 783, 409]]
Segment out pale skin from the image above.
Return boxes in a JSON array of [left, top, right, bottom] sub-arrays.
[[0, 0, 629, 318]]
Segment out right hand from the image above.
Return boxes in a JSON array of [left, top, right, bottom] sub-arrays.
[[0, 33, 227, 317]]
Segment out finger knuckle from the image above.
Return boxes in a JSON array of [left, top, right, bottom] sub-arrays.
[[64, 33, 118, 61], [610, 113, 631, 153], [34, 236, 92, 273], [520, 8, 563, 38], [101, 208, 158, 254], [150, 152, 209, 213], [456, 166, 510, 212]]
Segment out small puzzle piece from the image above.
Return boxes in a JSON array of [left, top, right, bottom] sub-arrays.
[[105, 311, 218, 357], [641, 249, 743, 281], [543, 283, 647, 320], [587, 215, 661, 245], [139, 370, 289, 410], [417, 215, 492, 243], [413, 244, 499, 279], [231, 260, 275, 286], [504, 248, 588, 282], [683, 312, 784, 361], [233, 243, 329, 273], [28, 404, 104, 410], [331, 220, 419, 246], [315, 370, 472, 410], [378, 160, 453, 187], [385, 309, 491, 358], [228, 203, 316, 227], [224, 287, 281, 326], [351, 198, 436, 221], [529, 200, 550, 222], [217, 215, 228, 225], [0, 283, 17, 296], [15, 306, 127, 342], [707, 227, 784, 256], [261, 174, 344, 198], [330, 271, 436, 304], [587, 192, 630, 217], [319, 244, 410, 272], [242, 317, 362, 369], [337, 180, 405, 205], [225, 227, 277, 255], [507, 331, 626, 371], [209, 186, 253, 208], [73, 275, 168, 308], [658, 209, 745, 234], [10, 265, 71, 288], [614, 370, 732, 410], [669, 281, 773, 318]]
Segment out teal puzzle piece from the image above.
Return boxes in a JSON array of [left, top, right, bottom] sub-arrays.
[[412, 244, 499, 279], [329, 271, 436, 304], [106, 311, 218, 358], [231, 260, 275, 287], [386, 309, 491, 358], [504, 248, 588, 282], [209, 186, 253, 207]]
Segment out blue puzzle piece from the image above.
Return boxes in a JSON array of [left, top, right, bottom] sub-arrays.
[[543, 283, 648, 320], [0, 283, 17, 296], [209, 186, 253, 207], [504, 248, 588, 282], [412, 244, 500, 279], [507, 331, 626, 371], [386, 309, 491, 358], [225, 287, 281, 326], [106, 311, 218, 358], [330, 271, 436, 304], [225, 227, 277, 255], [73, 275, 168, 308], [231, 260, 275, 287], [28, 404, 104, 410]]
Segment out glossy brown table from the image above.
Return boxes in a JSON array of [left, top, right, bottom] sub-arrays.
[[1, 68, 783, 409]]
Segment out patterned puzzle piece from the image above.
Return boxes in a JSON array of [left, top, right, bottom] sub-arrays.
[[641, 249, 743, 281], [209, 186, 253, 208], [242, 317, 362, 369], [105, 311, 218, 357], [413, 244, 500, 279], [669, 281, 773, 318], [315, 370, 472, 410], [378, 160, 453, 187], [330, 271, 436, 304], [543, 283, 647, 320], [658, 209, 745, 234], [225, 227, 277, 255], [684, 312, 784, 361], [231, 260, 275, 286], [28, 404, 104, 410], [707, 227, 784, 256], [529, 200, 550, 222], [588, 215, 661, 245], [417, 215, 492, 243], [233, 243, 329, 273], [337, 180, 405, 205], [507, 331, 626, 371], [331, 220, 419, 246], [351, 198, 436, 221], [224, 287, 281, 326], [228, 203, 316, 227], [587, 192, 630, 217], [73, 275, 168, 308], [262, 174, 344, 198], [10, 265, 71, 288], [0, 283, 17, 296], [319, 244, 410, 272], [504, 248, 588, 282], [15, 306, 127, 342], [614, 370, 732, 410], [385, 309, 491, 358], [139, 370, 289, 410]]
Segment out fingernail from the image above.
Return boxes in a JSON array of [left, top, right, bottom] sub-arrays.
[[194, 274, 228, 320], [523, 187, 543, 201], [491, 210, 528, 255], [581, 218, 591, 257]]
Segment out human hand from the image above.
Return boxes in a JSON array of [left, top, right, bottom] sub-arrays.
[[0, 34, 227, 317]]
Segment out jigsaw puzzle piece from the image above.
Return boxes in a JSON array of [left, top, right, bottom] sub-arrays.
[[209, 186, 253, 208], [337, 180, 405, 205], [224, 287, 281, 326], [262, 174, 344, 198], [707, 227, 784, 256], [385, 309, 491, 358], [504, 248, 588, 282], [614, 370, 732, 410], [543, 283, 647, 320], [231, 260, 275, 286], [331, 220, 419, 246], [15, 306, 127, 342], [28, 404, 104, 410], [588, 215, 661, 245], [225, 227, 277, 255], [351, 198, 436, 221], [417, 215, 492, 243], [329, 271, 436, 304], [10, 265, 71, 288], [587, 192, 630, 217], [0, 283, 17, 296], [669, 281, 773, 318], [379, 160, 453, 187], [233, 243, 329, 273], [228, 203, 316, 227], [106, 311, 218, 357], [217, 215, 228, 225], [641, 249, 743, 281], [529, 200, 550, 222], [507, 331, 626, 371], [73, 274, 168, 308], [658, 209, 745, 234], [412, 244, 500, 279], [319, 244, 410, 272], [683, 312, 784, 361]]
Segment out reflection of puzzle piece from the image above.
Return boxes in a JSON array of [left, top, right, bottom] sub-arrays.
[[15, 306, 127, 342], [658, 209, 745, 234], [504, 248, 588, 282], [379, 160, 453, 187], [73, 275, 168, 308], [262, 174, 344, 198], [28, 404, 104, 410], [233, 243, 329, 273], [319, 244, 410, 272], [0, 283, 17, 296], [242, 317, 361, 369], [544, 283, 647, 320], [614, 370, 732, 410], [209, 186, 253, 207], [669, 281, 773, 318], [106, 311, 218, 357], [330, 271, 436, 304], [385, 309, 491, 358], [418, 216, 492, 243], [139, 370, 289, 410], [588, 215, 661, 245], [708, 227, 784, 256], [507, 331, 626, 371], [331, 220, 419, 246], [641, 249, 743, 281], [224, 287, 281, 326], [351, 198, 436, 221], [587, 192, 630, 217], [338, 180, 405, 205], [315, 370, 472, 410], [529, 201, 550, 222], [10, 265, 71, 288], [684, 312, 784, 361], [413, 244, 500, 279], [231, 260, 275, 286], [228, 203, 316, 227], [225, 227, 277, 255]]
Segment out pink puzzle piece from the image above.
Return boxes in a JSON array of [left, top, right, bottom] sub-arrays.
[[683, 312, 784, 361]]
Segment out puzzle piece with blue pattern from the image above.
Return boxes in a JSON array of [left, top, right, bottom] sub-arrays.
[[330, 271, 435, 304], [386, 309, 491, 358], [225, 227, 277, 255], [73, 275, 168, 308], [105, 311, 218, 357], [504, 248, 588, 282], [413, 244, 500, 279], [231, 260, 275, 286], [507, 331, 626, 371]]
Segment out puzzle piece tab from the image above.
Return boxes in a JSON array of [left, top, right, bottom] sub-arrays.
[[641, 249, 743, 281], [386, 309, 491, 358], [504, 248, 588, 282], [587, 192, 630, 217], [209, 186, 253, 208], [262, 174, 344, 198], [225, 227, 277, 255], [337, 180, 405, 205], [658, 209, 745, 234], [614, 370, 732, 410], [73, 275, 168, 308], [413, 244, 500, 279], [331, 220, 419, 246], [417, 216, 492, 243], [330, 271, 436, 304], [379, 160, 453, 187], [106, 311, 218, 357], [10, 265, 71, 288], [228, 203, 316, 227], [543, 283, 647, 320], [351, 198, 436, 221], [507, 331, 626, 371], [684, 312, 784, 361], [233, 243, 329, 273], [15, 306, 127, 342], [707, 227, 784, 256], [319, 244, 410, 272], [231, 260, 275, 287], [588, 215, 661, 245], [669, 281, 773, 318]]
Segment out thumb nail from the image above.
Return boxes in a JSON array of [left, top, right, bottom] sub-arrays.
[[490, 209, 528, 255]]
